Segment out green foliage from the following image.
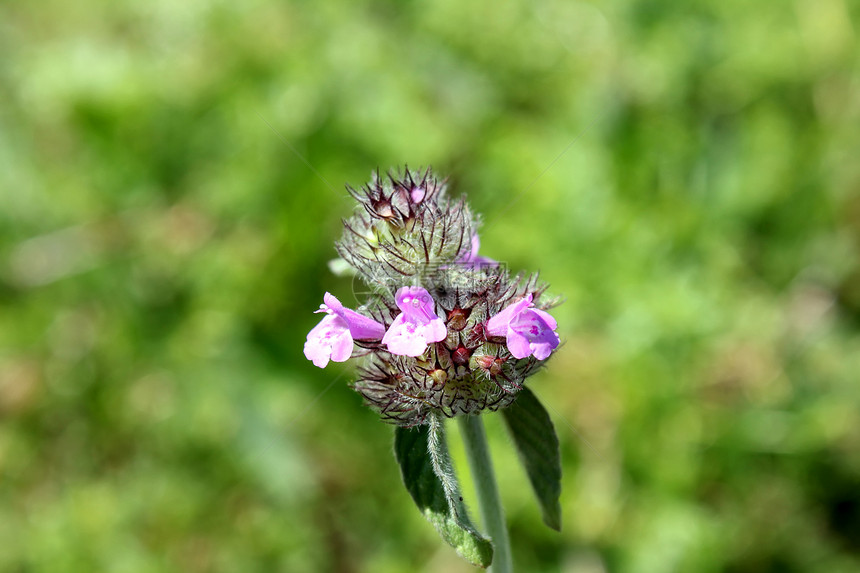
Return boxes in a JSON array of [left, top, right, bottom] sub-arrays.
[[394, 418, 493, 568], [501, 387, 562, 531], [1, 0, 859, 571]]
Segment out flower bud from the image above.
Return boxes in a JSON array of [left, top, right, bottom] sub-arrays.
[[446, 307, 470, 331]]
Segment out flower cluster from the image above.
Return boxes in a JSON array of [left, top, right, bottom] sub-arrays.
[[303, 168, 560, 426]]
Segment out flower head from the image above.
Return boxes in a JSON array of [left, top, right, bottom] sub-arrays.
[[486, 294, 560, 360], [335, 169, 475, 286], [303, 293, 385, 368], [305, 168, 562, 426], [305, 168, 567, 564], [382, 286, 447, 356]]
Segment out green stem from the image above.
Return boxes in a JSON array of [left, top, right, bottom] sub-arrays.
[[458, 414, 513, 573]]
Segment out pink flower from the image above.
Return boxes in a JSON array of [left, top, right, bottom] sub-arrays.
[[304, 293, 386, 368], [410, 186, 425, 203], [382, 286, 447, 357], [486, 294, 559, 360], [458, 233, 497, 267]]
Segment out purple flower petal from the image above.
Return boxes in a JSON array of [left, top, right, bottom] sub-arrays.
[[530, 340, 555, 361], [510, 308, 560, 360], [424, 317, 447, 343], [381, 314, 431, 357], [468, 233, 481, 260], [304, 314, 353, 368], [486, 294, 533, 337], [486, 295, 560, 360], [411, 186, 425, 203], [304, 293, 386, 368], [383, 286, 447, 356], [329, 326, 354, 362], [320, 292, 386, 340], [530, 307, 558, 331], [506, 328, 533, 359], [395, 286, 435, 323], [457, 233, 497, 267]]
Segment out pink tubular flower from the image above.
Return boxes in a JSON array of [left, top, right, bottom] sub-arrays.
[[458, 233, 497, 267], [486, 294, 560, 360], [304, 293, 386, 368], [382, 286, 447, 357]]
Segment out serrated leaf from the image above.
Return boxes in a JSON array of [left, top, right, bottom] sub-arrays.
[[501, 387, 562, 530], [394, 418, 494, 568]]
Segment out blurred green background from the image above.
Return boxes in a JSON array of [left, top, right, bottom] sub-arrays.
[[2, 0, 859, 571]]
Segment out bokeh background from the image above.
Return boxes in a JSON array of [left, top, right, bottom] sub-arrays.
[[2, 0, 860, 571]]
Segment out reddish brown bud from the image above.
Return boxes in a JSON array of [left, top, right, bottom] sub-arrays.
[[446, 307, 471, 331], [451, 345, 472, 366], [474, 354, 506, 377]]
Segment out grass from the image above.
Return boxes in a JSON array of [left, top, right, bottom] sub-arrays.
[[1, 0, 859, 571]]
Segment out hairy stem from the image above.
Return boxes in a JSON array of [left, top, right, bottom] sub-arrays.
[[458, 414, 513, 573]]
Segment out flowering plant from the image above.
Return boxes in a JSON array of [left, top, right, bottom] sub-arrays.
[[304, 169, 562, 570]]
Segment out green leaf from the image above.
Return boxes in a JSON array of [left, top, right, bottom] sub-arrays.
[[501, 387, 562, 531], [394, 417, 494, 568]]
